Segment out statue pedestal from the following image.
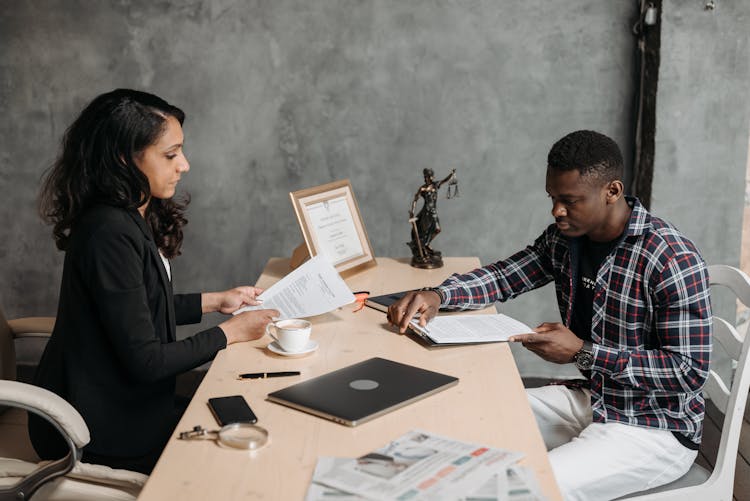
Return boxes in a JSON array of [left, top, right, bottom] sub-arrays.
[[410, 254, 444, 269], [408, 240, 444, 269]]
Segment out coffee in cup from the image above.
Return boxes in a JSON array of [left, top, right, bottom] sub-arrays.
[[266, 319, 312, 353]]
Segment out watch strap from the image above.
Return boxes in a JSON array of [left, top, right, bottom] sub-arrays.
[[574, 341, 594, 370], [418, 287, 445, 304]]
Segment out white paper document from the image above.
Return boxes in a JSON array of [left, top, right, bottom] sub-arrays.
[[409, 314, 534, 345], [234, 255, 355, 319], [307, 430, 524, 501]]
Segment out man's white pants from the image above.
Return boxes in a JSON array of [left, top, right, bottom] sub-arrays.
[[527, 385, 697, 501]]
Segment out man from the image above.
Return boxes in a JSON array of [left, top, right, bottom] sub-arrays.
[[388, 130, 712, 500]]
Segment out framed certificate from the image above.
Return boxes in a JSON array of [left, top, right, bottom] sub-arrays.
[[290, 179, 376, 275]]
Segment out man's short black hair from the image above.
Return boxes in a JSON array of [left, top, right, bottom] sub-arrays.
[[547, 130, 623, 184]]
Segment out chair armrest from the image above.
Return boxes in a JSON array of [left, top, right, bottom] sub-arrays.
[[7, 317, 55, 338], [0, 458, 38, 478], [67, 461, 148, 489], [0, 380, 89, 448], [0, 459, 148, 497]]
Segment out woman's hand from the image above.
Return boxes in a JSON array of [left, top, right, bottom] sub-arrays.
[[219, 309, 280, 345], [202, 286, 264, 314]]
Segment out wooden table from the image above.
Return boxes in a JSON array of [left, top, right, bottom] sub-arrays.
[[138, 257, 561, 500]]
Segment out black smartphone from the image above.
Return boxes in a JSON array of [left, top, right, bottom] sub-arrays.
[[207, 395, 258, 426]]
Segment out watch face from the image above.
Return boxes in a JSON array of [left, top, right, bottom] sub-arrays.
[[575, 351, 594, 370]]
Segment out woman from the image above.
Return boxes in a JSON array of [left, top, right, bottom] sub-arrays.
[[29, 89, 279, 474]]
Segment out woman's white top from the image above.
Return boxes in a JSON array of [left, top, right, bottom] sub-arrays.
[[159, 251, 171, 281]]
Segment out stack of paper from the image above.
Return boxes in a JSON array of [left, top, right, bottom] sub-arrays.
[[409, 314, 534, 345], [234, 255, 355, 319], [305, 430, 547, 501]]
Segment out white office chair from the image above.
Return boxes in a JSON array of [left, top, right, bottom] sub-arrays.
[[0, 306, 146, 500], [0, 380, 147, 500], [624, 264, 750, 500]]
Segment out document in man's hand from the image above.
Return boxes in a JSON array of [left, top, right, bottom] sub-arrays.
[[233, 255, 355, 319], [408, 314, 533, 345]]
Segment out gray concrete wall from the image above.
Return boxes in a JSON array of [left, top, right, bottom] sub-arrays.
[[652, 1, 750, 269], [652, 1, 750, 383], [2, 1, 746, 376]]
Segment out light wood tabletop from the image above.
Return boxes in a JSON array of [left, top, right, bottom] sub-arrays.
[[137, 257, 561, 500]]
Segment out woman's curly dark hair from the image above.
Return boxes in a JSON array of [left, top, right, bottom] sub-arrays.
[[39, 89, 189, 258]]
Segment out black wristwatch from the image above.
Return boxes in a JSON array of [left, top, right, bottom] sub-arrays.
[[573, 341, 594, 371]]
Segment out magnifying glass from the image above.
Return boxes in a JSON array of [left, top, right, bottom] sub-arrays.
[[178, 423, 269, 450]]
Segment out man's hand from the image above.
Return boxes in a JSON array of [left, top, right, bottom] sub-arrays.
[[508, 322, 584, 364], [387, 290, 441, 333], [202, 286, 264, 314]]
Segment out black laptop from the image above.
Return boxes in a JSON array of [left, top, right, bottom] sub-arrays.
[[266, 357, 458, 426]]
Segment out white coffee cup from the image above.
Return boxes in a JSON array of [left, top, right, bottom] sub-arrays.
[[266, 319, 312, 353]]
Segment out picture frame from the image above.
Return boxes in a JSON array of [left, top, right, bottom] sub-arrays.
[[289, 179, 377, 276]]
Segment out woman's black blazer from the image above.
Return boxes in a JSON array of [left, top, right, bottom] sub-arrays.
[[30, 205, 226, 458]]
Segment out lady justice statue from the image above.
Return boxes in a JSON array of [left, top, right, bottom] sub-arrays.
[[408, 168, 458, 268]]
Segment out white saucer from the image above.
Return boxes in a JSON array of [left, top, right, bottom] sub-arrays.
[[267, 340, 319, 357]]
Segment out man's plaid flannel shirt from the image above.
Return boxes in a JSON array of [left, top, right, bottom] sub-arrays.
[[435, 197, 712, 445]]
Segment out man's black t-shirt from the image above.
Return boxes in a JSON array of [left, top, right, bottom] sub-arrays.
[[570, 236, 619, 341]]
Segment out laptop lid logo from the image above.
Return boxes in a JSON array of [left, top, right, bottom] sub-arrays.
[[349, 379, 379, 391]]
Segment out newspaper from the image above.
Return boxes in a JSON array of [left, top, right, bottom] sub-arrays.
[[233, 255, 355, 319], [306, 459, 546, 501], [305, 430, 532, 501], [305, 459, 500, 501], [497, 465, 546, 501]]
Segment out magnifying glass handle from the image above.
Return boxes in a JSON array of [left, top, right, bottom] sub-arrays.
[[178, 425, 220, 440]]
